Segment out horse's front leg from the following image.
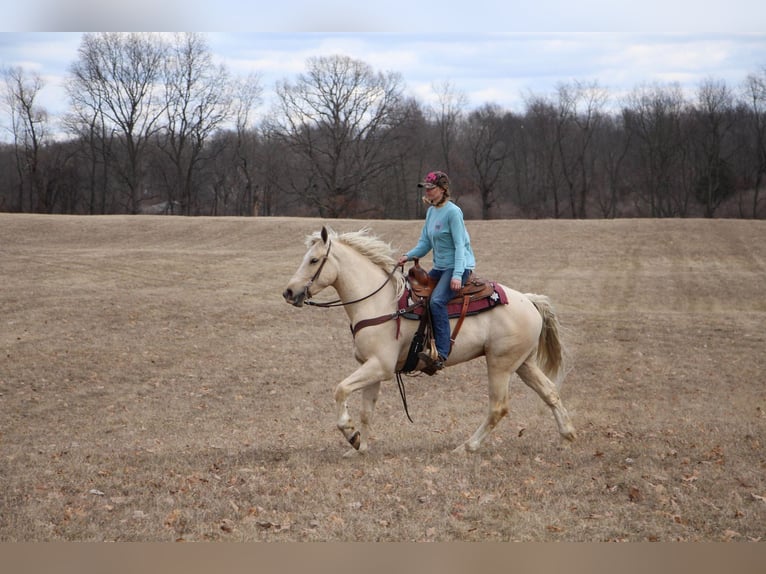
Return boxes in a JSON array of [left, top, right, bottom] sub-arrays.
[[357, 381, 381, 453], [334, 358, 388, 455]]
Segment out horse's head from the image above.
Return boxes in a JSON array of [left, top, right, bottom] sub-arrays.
[[283, 226, 336, 307]]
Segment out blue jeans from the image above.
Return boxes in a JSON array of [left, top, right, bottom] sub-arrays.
[[428, 268, 472, 359]]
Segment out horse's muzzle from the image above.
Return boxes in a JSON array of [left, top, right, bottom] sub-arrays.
[[282, 288, 306, 307]]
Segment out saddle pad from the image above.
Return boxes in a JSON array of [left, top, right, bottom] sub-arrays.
[[399, 281, 508, 320]]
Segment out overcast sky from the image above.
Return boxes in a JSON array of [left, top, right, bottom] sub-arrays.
[[0, 2, 764, 136]]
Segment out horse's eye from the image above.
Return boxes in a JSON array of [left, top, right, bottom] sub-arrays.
[[310, 258, 319, 264]]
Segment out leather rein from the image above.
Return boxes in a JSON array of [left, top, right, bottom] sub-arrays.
[[302, 239, 407, 313]]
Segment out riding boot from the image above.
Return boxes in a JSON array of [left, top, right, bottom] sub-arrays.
[[417, 351, 446, 375]]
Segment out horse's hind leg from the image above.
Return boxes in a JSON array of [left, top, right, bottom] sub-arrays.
[[516, 360, 576, 441], [455, 360, 511, 453]]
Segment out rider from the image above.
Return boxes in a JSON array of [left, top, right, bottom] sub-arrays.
[[397, 170, 476, 371]]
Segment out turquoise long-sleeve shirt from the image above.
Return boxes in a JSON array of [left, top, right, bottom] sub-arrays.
[[406, 201, 476, 280]]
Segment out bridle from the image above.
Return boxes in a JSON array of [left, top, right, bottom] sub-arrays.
[[299, 238, 332, 304], [301, 239, 401, 308]]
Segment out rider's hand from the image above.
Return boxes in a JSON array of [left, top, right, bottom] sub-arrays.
[[397, 255, 409, 266], [450, 278, 462, 291]]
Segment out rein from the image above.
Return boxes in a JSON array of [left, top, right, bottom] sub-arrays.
[[304, 242, 402, 309]]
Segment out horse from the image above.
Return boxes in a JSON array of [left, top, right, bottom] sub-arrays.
[[282, 226, 576, 456]]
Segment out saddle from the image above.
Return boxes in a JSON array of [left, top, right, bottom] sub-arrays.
[[349, 259, 508, 376], [399, 259, 508, 375], [406, 259, 496, 304]]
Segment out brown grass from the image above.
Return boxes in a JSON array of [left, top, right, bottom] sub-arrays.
[[1, 214, 764, 542]]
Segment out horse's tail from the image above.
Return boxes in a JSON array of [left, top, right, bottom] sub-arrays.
[[526, 293, 566, 385]]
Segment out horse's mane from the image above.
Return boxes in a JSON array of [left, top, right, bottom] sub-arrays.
[[307, 227, 405, 298]]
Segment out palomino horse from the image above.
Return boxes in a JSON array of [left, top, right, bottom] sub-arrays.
[[283, 226, 576, 456]]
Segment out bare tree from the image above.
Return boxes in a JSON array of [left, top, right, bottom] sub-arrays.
[[465, 103, 509, 218], [693, 77, 737, 218], [381, 97, 429, 219], [269, 54, 409, 218], [2, 66, 49, 211], [68, 32, 167, 213], [593, 114, 632, 217], [740, 70, 766, 217], [205, 73, 264, 217], [431, 80, 467, 175], [504, 113, 535, 216], [524, 93, 565, 217], [554, 80, 609, 218], [158, 33, 234, 215], [623, 82, 689, 217], [64, 81, 116, 214], [229, 72, 263, 216]]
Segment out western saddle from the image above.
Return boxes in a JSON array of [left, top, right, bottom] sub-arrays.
[[402, 259, 499, 374], [406, 258, 496, 303]]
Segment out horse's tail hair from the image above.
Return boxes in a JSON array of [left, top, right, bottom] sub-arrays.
[[526, 293, 567, 385]]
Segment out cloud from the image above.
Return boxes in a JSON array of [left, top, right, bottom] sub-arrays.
[[3, 0, 764, 32], [1, 31, 763, 135], [6, 1, 195, 31]]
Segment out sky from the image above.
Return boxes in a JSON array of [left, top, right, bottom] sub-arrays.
[[0, 2, 764, 139]]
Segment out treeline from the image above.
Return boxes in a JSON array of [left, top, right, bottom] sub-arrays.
[[1, 32, 765, 219]]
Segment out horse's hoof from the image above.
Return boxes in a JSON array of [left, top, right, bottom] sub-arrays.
[[452, 443, 470, 455], [561, 429, 577, 442], [348, 431, 361, 450]]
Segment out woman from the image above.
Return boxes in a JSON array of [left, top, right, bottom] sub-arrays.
[[397, 170, 476, 372]]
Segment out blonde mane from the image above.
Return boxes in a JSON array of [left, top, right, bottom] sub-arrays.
[[307, 227, 405, 298]]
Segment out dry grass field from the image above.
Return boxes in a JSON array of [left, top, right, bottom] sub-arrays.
[[1, 213, 764, 542]]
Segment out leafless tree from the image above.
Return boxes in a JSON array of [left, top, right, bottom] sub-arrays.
[[593, 114, 632, 217], [158, 33, 234, 215], [740, 70, 766, 217], [229, 72, 263, 216], [63, 81, 116, 214], [554, 80, 609, 218], [382, 97, 430, 219], [623, 82, 689, 217], [524, 93, 565, 217], [68, 32, 167, 213], [504, 113, 535, 216], [464, 103, 509, 218], [2, 66, 49, 211], [431, 80, 467, 175], [693, 77, 737, 218], [269, 54, 409, 218]]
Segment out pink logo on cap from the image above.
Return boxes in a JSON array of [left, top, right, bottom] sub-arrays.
[[424, 171, 441, 185]]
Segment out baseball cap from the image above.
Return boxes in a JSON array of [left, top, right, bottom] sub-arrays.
[[417, 170, 450, 190]]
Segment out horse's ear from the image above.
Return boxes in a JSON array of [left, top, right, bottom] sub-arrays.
[[320, 226, 329, 244]]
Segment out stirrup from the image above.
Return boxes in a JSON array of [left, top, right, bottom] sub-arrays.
[[418, 351, 445, 375]]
